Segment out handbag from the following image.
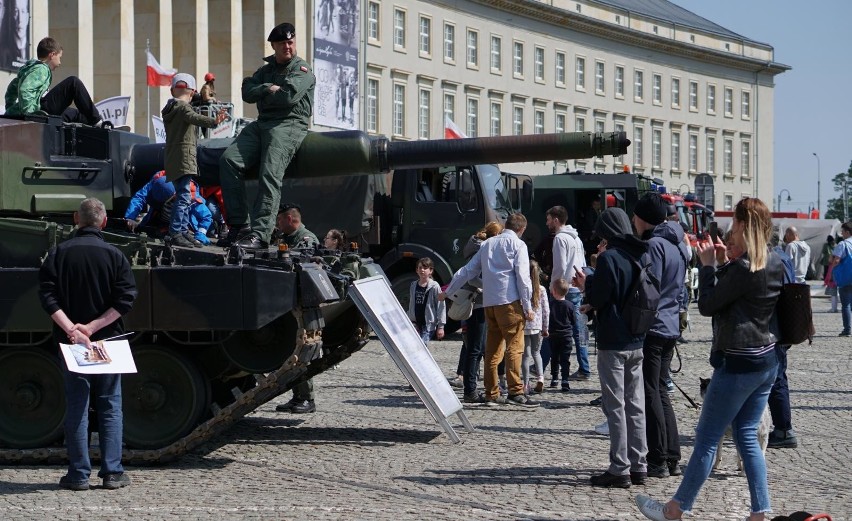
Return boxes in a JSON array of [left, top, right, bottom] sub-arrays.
[[776, 282, 815, 345], [824, 285, 837, 297]]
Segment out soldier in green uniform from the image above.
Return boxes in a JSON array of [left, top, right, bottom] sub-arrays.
[[271, 204, 319, 248], [219, 22, 316, 249]]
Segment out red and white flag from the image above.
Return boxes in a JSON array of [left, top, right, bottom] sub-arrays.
[[146, 50, 176, 87], [444, 115, 467, 139]]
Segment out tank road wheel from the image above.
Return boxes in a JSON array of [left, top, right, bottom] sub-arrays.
[[0, 348, 66, 448], [122, 346, 210, 449], [219, 313, 299, 374]]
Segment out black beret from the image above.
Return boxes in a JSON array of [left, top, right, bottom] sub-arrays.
[[268, 23, 296, 42]]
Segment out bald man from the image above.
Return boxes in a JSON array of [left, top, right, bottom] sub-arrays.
[[783, 226, 811, 283]]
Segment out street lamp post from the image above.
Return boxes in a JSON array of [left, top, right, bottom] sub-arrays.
[[777, 188, 791, 213], [812, 152, 821, 217]]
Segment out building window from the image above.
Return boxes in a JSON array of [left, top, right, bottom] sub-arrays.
[[595, 119, 605, 133], [671, 78, 680, 107], [724, 194, 733, 211], [535, 110, 544, 134], [741, 91, 751, 118], [575, 115, 585, 132], [556, 52, 565, 84], [724, 138, 733, 174], [513, 41, 523, 76], [741, 141, 751, 177], [634, 70, 643, 100], [490, 35, 501, 71], [689, 81, 698, 110], [724, 87, 733, 116], [368, 2, 380, 41], [595, 61, 605, 93], [706, 136, 716, 174], [466, 97, 478, 137], [513, 106, 523, 135], [615, 122, 625, 164], [615, 66, 624, 97], [555, 112, 565, 133], [535, 47, 545, 81], [707, 84, 716, 113], [575, 57, 585, 89], [652, 129, 662, 168], [366, 78, 378, 132], [443, 23, 455, 61], [393, 83, 405, 136], [633, 126, 644, 166], [418, 89, 431, 139], [652, 74, 661, 104], [466, 29, 478, 67], [393, 9, 406, 49], [490, 102, 502, 136], [444, 92, 455, 123], [671, 131, 680, 170], [689, 134, 698, 171], [419, 16, 431, 55]]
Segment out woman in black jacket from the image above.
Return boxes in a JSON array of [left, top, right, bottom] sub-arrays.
[[637, 197, 782, 521]]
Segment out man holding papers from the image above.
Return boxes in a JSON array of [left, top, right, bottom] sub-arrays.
[[39, 198, 137, 491]]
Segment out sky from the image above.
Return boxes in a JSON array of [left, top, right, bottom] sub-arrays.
[[672, 0, 852, 216]]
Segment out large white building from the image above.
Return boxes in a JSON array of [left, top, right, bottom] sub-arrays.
[[0, 0, 788, 209]]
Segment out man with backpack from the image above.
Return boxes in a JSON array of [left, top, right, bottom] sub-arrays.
[[575, 207, 651, 488], [632, 193, 688, 479], [829, 222, 852, 337]]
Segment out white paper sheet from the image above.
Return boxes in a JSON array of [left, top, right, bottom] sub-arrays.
[[59, 339, 138, 374]]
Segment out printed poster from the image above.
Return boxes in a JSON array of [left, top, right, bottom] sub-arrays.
[[312, 0, 360, 129], [60, 339, 138, 374], [0, 0, 31, 72]]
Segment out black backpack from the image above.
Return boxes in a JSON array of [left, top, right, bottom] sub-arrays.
[[620, 255, 661, 336]]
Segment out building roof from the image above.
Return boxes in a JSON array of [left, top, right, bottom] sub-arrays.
[[596, 0, 764, 45]]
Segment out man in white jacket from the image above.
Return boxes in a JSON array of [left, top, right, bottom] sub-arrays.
[[547, 206, 592, 379]]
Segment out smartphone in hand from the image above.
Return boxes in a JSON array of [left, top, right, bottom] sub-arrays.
[[708, 221, 720, 243]]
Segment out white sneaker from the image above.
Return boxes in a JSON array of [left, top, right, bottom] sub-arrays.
[[635, 494, 676, 521], [594, 420, 609, 436]]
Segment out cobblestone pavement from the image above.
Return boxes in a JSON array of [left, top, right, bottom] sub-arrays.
[[1, 288, 850, 520]]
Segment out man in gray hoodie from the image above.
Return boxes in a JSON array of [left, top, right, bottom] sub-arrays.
[[783, 226, 811, 283], [632, 193, 688, 479]]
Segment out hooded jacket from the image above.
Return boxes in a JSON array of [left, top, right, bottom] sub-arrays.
[[551, 224, 586, 286], [643, 221, 689, 339], [162, 99, 219, 182], [4, 59, 51, 115], [407, 278, 446, 332]]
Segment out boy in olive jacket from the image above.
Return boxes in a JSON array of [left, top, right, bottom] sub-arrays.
[[162, 73, 226, 248]]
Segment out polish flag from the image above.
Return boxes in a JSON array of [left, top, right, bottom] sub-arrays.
[[146, 50, 177, 87], [444, 115, 467, 139]]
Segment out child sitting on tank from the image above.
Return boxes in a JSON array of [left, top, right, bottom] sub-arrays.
[[161, 73, 226, 248], [124, 171, 213, 245]]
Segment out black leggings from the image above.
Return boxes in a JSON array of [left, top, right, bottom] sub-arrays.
[[40, 76, 101, 125]]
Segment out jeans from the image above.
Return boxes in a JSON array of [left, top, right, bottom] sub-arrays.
[[767, 345, 792, 431], [40, 76, 101, 125], [455, 334, 467, 376], [840, 285, 852, 334], [673, 356, 778, 514], [419, 328, 433, 346], [63, 369, 124, 482], [522, 333, 543, 385], [642, 335, 681, 467], [484, 301, 525, 398], [463, 307, 486, 396], [598, 349, 647, 475], [169, 175, 193, 236], [568, 289, 591, 374]]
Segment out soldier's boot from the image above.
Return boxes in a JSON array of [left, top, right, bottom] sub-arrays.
[[217, 224, 250, 247]]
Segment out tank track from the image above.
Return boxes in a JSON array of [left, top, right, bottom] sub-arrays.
[[0, 309, 370, 466]]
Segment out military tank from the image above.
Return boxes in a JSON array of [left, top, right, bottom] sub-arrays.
[[0, 113, 628, 464]]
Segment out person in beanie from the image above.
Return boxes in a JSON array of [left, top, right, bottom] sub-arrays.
[[632, 193, 688, 479], [575, 207, 649, 488], [219, 22, 316, 249]]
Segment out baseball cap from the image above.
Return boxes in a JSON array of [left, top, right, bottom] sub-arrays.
[[171, 73, 197, 91]]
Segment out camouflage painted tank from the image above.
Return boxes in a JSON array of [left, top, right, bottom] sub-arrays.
[[0, 113, 628, 463]]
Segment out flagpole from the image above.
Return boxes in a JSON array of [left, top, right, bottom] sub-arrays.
[[146, 38, 151, 138]]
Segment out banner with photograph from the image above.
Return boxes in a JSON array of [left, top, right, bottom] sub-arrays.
[[312, 0, 360, 129], [0, 0, 32, 72]]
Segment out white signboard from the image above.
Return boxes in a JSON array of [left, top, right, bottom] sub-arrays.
[[59, 339, 138, 374], [312, 0, 360, 129], [95, 95, 131, 126], [349, 276, 473, 443], [151, 115, 166, 143]]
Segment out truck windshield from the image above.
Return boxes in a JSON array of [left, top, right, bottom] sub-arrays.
[[479, 164, 510, 211]]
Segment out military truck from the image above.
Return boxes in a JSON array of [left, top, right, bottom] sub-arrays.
[[0, 114, 626, 463]]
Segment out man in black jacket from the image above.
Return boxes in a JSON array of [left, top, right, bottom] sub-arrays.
[[576, 207, 649, 489], [39, 198, 137, 491]]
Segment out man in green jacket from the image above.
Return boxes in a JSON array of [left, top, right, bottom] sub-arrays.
[[4, 37, 112, 127], [219, 22, 316, 249]]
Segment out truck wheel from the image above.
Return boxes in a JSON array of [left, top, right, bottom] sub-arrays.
[[390, 273, 418, 311]]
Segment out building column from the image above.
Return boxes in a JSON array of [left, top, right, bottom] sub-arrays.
[[208, 0, 244, 117], [134, 0, 174, 137], [48, 0, 95, 90], [93, 0, 135, 126], [173, 0, 209, 86], [241, 0, 275, 119]]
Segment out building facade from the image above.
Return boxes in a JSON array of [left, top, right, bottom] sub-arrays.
[[0, 0, 788, 208]]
